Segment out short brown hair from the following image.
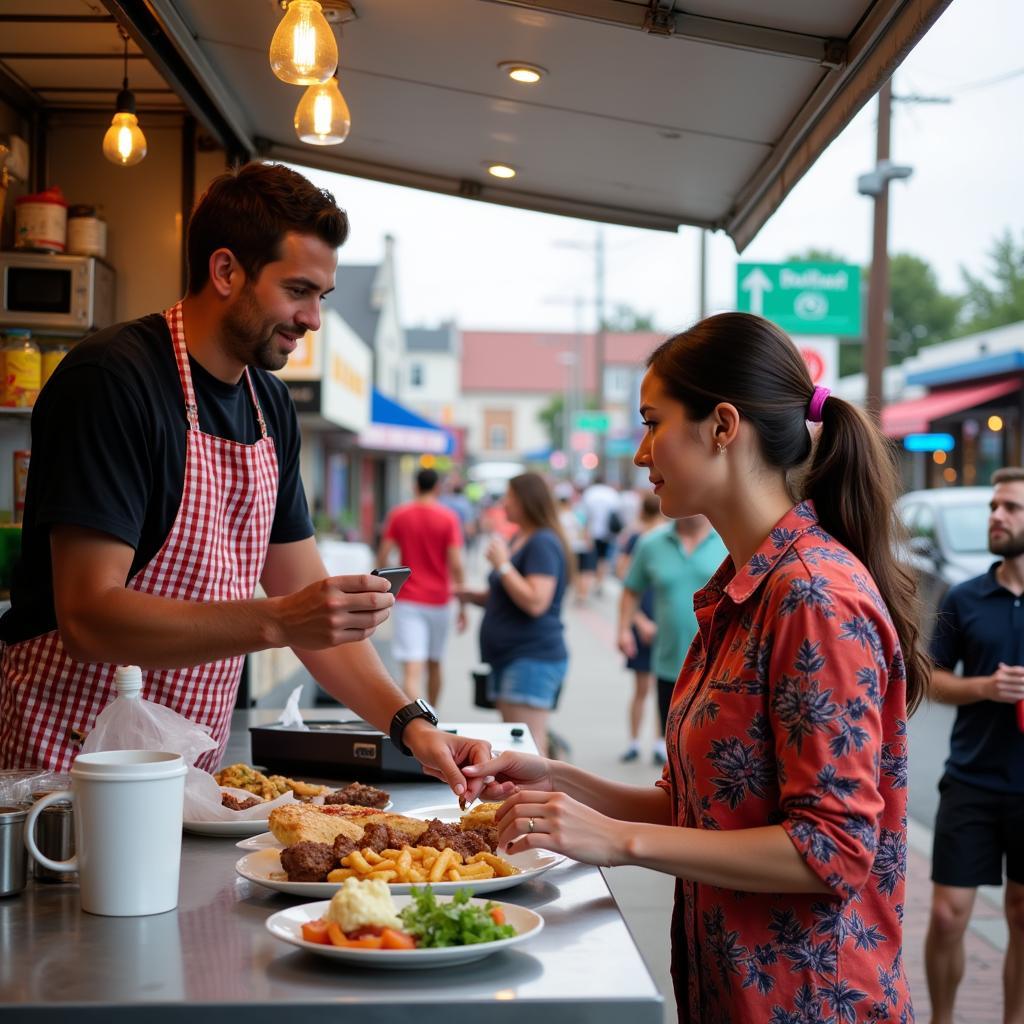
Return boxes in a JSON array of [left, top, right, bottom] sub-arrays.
[[992, 467, 1024, 485], [186, 162, 348, 293]]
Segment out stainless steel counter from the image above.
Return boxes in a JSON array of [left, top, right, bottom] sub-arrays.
[[1, 712, 663, 1023]]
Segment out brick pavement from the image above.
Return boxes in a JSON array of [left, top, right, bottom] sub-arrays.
[[904, 844, 1006, 1023]]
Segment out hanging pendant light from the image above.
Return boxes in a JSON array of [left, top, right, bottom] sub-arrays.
[[294, 74, 351, 145], [270, 0, 338, 85], [102, 27, 147, 167]]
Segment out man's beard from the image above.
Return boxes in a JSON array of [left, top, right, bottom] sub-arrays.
[[222, 286, 294, 372], [989, 528, 1024, 558]]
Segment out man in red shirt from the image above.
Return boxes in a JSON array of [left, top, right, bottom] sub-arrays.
[[378, 469, 465, 706]]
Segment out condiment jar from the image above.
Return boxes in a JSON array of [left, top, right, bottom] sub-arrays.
[[29, 788, 75, 883], [2, 329, 41, 408], [0, 805, 29, 896], [66, 204, 107, 259], [41, 340, 70, 388], [14, 187, 68, 252]]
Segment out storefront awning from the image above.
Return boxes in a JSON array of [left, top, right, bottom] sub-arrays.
[[358, 390, 454, 455], [881, 379, 1022, 438]]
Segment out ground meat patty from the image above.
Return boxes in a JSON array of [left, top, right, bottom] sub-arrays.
[[324, 782, 390, 809], [359, 822, 405, 853], [418, 819, 495, 858], [280, 841, 336, 882], [221, 792, 263, 811], [333, 832, 361, 862]]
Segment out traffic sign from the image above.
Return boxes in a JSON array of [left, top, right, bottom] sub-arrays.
[[573, 411, 610, 433], [736, 261, 862, 337]]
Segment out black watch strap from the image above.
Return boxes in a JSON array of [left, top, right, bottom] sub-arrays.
[[389, 699, 438, 756]]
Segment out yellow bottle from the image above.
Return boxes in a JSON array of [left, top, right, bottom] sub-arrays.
[[2, 329, 41, 408], [41, 341, 70, 388]]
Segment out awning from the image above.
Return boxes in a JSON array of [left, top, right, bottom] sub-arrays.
[[881, 380, 1022, 438], [358, 390, 454, 455]]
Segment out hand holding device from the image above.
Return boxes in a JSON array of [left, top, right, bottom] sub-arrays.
[[371, 565, 411, 597]]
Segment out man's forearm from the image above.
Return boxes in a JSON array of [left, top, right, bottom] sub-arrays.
[[296, 641, 409, 734], [58, 585, 281, 669], [931, 668, 985, 705]]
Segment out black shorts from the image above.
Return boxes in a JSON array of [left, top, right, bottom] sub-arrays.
[[593, 538, 612, 562], [931, 773, 1024, 887]]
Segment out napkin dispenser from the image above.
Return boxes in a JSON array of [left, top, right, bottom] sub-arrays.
[[248, 719, 439, 782]]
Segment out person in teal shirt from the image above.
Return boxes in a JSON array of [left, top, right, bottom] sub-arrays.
[[618, 514, 727, 764]]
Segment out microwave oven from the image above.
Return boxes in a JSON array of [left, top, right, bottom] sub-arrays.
[[0, 252, 115, 334]]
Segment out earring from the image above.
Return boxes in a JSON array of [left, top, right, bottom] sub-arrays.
[[716, 443, 726, 456]]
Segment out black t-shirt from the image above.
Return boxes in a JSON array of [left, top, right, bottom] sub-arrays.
[[930, 563, 1024, 792], [1, 313, 313, 644], [480, 528, 567, 667]]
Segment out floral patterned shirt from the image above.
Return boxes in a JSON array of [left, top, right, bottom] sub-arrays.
[[657, 502, 912, 1023]]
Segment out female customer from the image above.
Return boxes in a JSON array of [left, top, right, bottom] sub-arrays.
[[459, 313, 926, 1022], [459, 472, 571, 756]]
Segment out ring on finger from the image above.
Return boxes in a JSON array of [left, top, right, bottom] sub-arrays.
[[528, 817, 536, 833]]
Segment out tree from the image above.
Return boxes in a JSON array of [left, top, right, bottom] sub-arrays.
[[888, 253, 962, 358], [785, 248, 848, 264], [538, 393, 565, 450], [601, 303, 656, 332], [958, 229, 1024, 334]]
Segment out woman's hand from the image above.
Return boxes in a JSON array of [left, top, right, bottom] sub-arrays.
[[495, 790, 630, 866], [485, 536, 510, 570], [634, 615, 657, 645], [461, 749, 556, 801]]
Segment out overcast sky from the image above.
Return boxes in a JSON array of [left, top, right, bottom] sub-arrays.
[[300, 0, 1023, 336]]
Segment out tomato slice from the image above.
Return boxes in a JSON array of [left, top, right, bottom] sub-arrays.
[[380, 928, 417, 950], [301, 919, 332, 945], [489, 907, 506, 926]]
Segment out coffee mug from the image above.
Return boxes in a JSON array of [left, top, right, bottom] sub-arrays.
[[24, 750, 186, 916]]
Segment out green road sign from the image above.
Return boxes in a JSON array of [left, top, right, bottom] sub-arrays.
[[574, 411, 611, 433], [736, 262, 862, 337]]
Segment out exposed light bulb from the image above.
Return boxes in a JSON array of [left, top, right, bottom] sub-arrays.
[[102, 99, 147, 167], [270, 0, 338, 85], [295, 77, 351, 145]]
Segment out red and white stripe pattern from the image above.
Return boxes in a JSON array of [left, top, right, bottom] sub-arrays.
[[0, 302, 278, 772]]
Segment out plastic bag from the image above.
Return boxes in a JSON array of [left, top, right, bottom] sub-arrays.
[[80, 665, 295, 822]]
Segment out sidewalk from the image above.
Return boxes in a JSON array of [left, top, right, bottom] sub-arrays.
[[372, 575, 1009, 1024]]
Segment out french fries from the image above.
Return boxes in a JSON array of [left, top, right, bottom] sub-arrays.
[[325, 843, 519, 885]]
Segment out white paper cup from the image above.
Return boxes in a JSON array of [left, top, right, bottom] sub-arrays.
[[24, 750, 186, 916]]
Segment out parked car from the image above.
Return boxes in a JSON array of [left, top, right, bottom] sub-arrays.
[[896, 487, 993, 644]]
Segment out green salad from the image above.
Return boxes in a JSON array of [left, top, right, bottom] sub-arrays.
[[399, 886, 516, 947]]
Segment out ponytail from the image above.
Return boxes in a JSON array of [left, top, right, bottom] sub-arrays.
[[803, 397, 929, 714]]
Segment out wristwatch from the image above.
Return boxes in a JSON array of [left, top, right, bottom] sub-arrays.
[[389, 698, 438, 756]]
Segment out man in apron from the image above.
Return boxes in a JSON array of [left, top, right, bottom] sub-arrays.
[[0, 162, 489, 800]]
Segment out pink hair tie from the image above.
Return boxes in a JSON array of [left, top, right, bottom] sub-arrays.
[[807, 386, 830, 423]]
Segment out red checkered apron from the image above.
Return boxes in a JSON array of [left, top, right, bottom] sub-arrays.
[[0, 302, 278, 772]]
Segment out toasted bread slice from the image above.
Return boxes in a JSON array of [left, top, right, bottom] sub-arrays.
[[318, 804, 430, 845], [459, 801, 503, 830], [268, 803, 365, 847]]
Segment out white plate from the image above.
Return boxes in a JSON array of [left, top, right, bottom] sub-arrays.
[[236, 830, 282, 850], [236, 845, 565, 897], [265, 896, 543, 969], [184, 817, 270, 837]]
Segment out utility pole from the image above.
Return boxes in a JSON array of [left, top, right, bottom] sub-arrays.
[[864, 79, 892, 423], [698, 229, 708, 319], [594, 229, 607, 467]]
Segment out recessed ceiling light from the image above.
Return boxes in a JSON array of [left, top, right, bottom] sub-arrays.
[[486, 162, 517, 179], [498, 62, 546, 84]]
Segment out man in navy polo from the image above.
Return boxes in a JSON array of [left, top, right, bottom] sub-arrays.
[[924, 467, 1024, 1024]]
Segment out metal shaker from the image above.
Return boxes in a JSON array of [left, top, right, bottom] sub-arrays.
[[29, 791, 75, 883], [0, 805, 28, 896]]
